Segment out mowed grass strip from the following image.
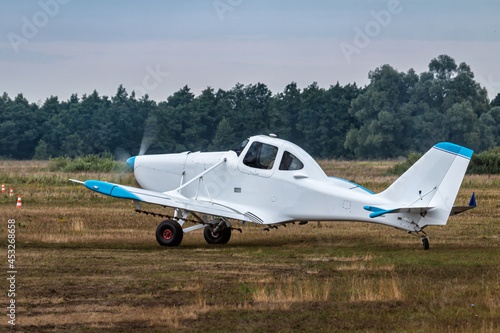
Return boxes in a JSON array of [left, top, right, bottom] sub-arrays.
[[0, 160, 498, 332]]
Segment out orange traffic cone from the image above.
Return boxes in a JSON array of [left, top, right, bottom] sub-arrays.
[[9, 188, 13, 197], [1, 183, 4, 193], [16, 195, 22, 208]]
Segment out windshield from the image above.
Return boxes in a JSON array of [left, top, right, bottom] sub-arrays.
[[230, 139, 249, 156], [243, 141, 278, 170]]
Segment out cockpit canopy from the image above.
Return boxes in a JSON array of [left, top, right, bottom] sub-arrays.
[[234, 135, 326, 179]]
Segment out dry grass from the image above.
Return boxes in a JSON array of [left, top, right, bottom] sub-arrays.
[[1, 159, 499, 332], [18, 301, 217, 329], [252, 277, 331, 309], [350, 274, 404, 302]]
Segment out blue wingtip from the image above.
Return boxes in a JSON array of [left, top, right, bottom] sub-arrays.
[[84, 180, 141, 201], [469, 192, 476, 207], [126, 156, 136, 170]]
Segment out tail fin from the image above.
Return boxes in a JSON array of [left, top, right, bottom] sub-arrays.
[[378, 143, 473, 226]]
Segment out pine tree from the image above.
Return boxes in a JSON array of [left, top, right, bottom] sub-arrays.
[[33, 139, 49, 160]]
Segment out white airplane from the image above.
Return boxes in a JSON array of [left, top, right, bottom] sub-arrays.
[[71, 134, 476, 250]]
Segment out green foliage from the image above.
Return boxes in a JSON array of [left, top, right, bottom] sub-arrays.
[[468, 147, 500, 174], [345, 66, 417, 158], [491, 93, 500, 107], [345, 55, 494, 158], [385, 152, 423, 176], [210, 117, 235, 151], [49, 154, 127, 173], [33, 139, 50, 160]]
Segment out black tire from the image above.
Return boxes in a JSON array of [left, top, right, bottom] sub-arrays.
[[204, 226, 231, 245], [421, 237, 430, 250], [156, 220, 183, 247]]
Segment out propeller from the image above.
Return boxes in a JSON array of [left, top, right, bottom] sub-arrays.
[[138, 114, 159, 156], [114, 147, 132, 162], [114, 114, 160, 170]]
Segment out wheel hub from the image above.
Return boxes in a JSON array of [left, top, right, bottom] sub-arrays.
[[163, 229, 173, 240]]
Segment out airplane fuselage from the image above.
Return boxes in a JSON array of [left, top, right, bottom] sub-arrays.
[[130, 135, 399, 229]]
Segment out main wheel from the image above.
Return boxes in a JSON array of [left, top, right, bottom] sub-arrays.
[[204, 226, 231, 245], [421, 237, 430, 250], [156, 220, 183, 246]]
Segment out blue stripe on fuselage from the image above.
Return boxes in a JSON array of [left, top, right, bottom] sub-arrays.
[[329, 177, 374, 194]]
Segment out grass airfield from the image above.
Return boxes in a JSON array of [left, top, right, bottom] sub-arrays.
[[1, 160, 499, 332]]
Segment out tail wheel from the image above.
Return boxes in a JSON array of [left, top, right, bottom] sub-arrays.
[[204, 226, 231, 245], [156, 220, 183, 247]]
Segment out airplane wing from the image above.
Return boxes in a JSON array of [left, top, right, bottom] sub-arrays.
[[71, 180, 264, 224]]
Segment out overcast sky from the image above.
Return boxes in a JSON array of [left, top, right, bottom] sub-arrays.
[[1, 0, 499, 103]]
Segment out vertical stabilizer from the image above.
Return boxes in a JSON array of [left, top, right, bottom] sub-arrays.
[[378, 143, 473, 226]]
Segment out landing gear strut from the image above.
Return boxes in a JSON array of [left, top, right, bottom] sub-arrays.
[[408, 228, 429, 250]]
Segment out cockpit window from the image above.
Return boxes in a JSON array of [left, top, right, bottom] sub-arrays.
[[243, 142, 278, 170], [231, 139, 249, 156], [279, 151, 304, 171]]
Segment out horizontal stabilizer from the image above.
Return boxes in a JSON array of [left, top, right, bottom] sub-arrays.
[[363, 206, 397, 218], [449, 206, 475, 216], [363, 205, 434, 218], [449, 192, 477, 216]]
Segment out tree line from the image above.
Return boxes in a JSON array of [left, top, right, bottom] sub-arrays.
[[1, 54, 499, 160]]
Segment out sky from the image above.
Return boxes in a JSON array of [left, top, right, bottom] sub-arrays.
[[0, 0, 499, 103]]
